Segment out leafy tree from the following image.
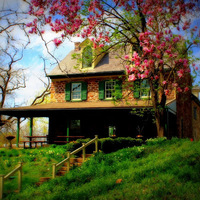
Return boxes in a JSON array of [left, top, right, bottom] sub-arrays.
[[27, 0, 200, 137]]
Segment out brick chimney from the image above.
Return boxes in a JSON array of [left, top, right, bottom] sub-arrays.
[[74, 42, 81, 51]]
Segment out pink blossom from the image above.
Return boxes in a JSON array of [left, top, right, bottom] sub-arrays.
[[184, 87, 189, 92], [125, 65, 129, 69], [155, 75, 159, 80], [26, 22, 33, 27], [128, 74, 136, 81], [35, 8, 44, 16], [53, 38, 62, 47], [177, 87, 182, 93], [124, 55, 129, 60], [164, 89, 169, 96], [141, 74, 146, 79], [163, 81, 167, 85], [131, 67, 136, 72], [177, 69, 184, 78], [172, 83, 178, 87], [159, 60, 164, 64], [99, 44, 104, 48]]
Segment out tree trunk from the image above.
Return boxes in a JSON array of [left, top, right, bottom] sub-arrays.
[[151, 85, 166, 137], [155, 108, 165, 137]]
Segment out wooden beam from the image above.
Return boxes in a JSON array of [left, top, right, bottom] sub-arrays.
[[66, 120, 69, 142], [29, 117, 33, 148], [16, 117, 20, 147]]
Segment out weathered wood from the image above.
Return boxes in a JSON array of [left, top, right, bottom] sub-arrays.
[[0, 175, 4, 199], [21, 141, 47, 148], [52, 163, 56, 179], [82, 143, 86, 162], [18, 163, 22, 191], [66, 152, 70, 173], [0, 162, 22, 199], [52, 135, 98, 179]]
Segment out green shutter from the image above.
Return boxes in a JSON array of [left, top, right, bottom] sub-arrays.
[[81, 82, 87, 100], [65, 83, 71, 101], [115, 80, 122, 99], [99, 81, 105, 100], [133, 80, 140, 99]]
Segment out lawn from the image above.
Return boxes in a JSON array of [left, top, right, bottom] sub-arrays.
[[1, 137, 200, 200]]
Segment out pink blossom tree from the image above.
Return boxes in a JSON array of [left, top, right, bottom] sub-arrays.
[[27, 0, 200, 137]]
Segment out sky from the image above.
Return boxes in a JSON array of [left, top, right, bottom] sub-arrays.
[[0, 0, 81, 107], [0, 0, 200, 107]]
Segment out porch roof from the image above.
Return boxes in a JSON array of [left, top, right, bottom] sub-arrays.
[[0, 101, 153, 117], [0, 99, 176, 118]]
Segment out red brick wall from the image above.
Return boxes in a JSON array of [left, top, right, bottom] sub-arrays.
[[87, 79, 99, 101], [176, 72, 193, 139], [50, 81, 66, 103], [50, 76, 176, 103], [192, 100, 200, 140]]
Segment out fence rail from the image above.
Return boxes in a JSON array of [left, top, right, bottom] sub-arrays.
[[52, 135, 98, 179], [0, 162, 22, 199]]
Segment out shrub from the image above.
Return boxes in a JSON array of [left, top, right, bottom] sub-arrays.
[[99, 137, 143, 153]]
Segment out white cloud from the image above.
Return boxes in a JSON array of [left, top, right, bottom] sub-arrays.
[[14, 62, 49, 106]]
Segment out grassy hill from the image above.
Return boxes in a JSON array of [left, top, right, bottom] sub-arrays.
[[4, 137, 200, 200]]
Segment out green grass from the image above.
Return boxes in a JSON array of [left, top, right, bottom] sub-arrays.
[[1, 137, 200, 200]]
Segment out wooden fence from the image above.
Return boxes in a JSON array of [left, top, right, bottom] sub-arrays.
[[52, 135, 98, 179], [0, 162, 22, 199]]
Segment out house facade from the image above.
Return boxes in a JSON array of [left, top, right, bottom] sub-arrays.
[[0, 40, 200, 144], [46, 40, 176, 141]]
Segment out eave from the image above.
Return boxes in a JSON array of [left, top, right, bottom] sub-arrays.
[[47, 70, 125, 80]]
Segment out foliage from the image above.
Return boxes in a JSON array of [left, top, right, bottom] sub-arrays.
[[1, 138, 200, 199], [27, 0, 200, 137]]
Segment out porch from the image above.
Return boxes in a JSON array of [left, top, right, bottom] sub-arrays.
[[0, 101, 176, 147]]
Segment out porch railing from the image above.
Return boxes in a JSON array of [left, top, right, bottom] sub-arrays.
[[0, 162, 22, 199], [52, 135, 98, 179]]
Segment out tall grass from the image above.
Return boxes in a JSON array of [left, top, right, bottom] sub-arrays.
[[2, 138, 200, 200]]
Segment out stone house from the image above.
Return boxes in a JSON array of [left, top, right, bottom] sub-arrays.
[[0, 40, 200, 144]]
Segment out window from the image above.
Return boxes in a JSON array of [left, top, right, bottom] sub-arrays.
[[105, 81, 116, 99], [134, 79, 151, 99], [82, 46, 93, 68], [71, 83, 81, 100], [99, 80, 122, 100], [65, 82, 87, 101]]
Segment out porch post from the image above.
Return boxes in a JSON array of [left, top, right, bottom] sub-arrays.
[[66, 120, 70, 142], [29, 117, 33, 148], [29, 117, 33, 137], [16, 117, 20, 147]]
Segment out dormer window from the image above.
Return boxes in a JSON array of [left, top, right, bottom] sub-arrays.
[[82, 46, 93, 68]]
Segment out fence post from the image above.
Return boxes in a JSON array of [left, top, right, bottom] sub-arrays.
[[18, 162, 22, 191], [82, 143, 86, 162], [52, 163, 56, 179], [95, 135, 98, 153], [67, 152, 71, 173], [0, 175, 4, 200]]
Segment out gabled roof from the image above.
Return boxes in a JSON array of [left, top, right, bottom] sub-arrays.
[[47, 43, 126, 78]]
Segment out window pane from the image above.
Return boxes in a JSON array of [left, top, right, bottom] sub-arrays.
[[105, 81, 116, 99], [140, 80, 150, 98], [71, 83, 81, 100]]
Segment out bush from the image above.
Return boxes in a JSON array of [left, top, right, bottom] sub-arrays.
[[99, 137, 143, 153]]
